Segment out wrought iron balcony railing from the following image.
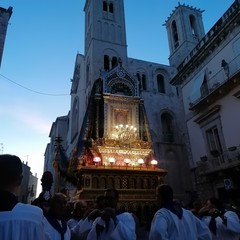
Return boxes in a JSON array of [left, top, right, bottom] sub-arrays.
[[197, 146, 240, 174], [189, 53, 240, 110]]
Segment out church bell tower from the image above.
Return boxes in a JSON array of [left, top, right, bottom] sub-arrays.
[[84, 0, 128, 89], [164, 3, 205, 68]]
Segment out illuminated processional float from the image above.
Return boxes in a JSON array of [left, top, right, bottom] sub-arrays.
[[54, 61, 167, 224]]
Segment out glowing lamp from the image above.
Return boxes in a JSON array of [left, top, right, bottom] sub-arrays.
[[151, 159, 158, 165], [93, 157, 101, 163], [138, 159, 144, 165], [124, 158, 131, 165], [108, 157, 116, 165]]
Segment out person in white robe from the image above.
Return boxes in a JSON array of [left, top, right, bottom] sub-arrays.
[[67, 200, 88, 229], [0, 203, 50, 240], [71, 196, 107, 240], [149, 184, 212, 240], [0, 154, 50, 240], [199, 197, 240, 240], [86, 188, 138, 240], [43, 193, 71, 240]]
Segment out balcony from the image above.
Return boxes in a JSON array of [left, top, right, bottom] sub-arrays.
[[197, 146, 240, 175], [189, 53, 240, 111]]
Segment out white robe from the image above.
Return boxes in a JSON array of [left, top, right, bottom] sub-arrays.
[[67, 218, 79, 229], [43, 217, 71, 240], [86, 212, 136, 240], [149, 207, 212, 240], [201, 210, 240, 240], [71, 218, 92, 239], [0, 203, 50, 240]]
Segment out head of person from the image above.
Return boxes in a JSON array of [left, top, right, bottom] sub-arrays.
[[104, 188, 119, 209], [32, 192, 51, 214], [95, 195, 105, 211], [206, 197, 223, 211], [72, 200, 88, 220], [156, 184, 174, 207], [0, 154, 23, 193], [49, 193, 68, 220]]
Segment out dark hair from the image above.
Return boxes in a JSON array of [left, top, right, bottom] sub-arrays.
[[96, 195, 105, 203], [105, 188, 119, 199], [157, 184, 173, 203], [0, 154, 23, 187], [209, 197, 223, 211]]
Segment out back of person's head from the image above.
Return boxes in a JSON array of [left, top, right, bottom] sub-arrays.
[[32, 192, 51, 214], [95, 195, 105, 210], [209, 197, 223, 211], [105, 188, 119, 199], [0, 154, 23, 189], [71, 200, 87, 219], [157, 184, 173, 205], [104, 188, 119, 209], [49, 193, 68, 220]]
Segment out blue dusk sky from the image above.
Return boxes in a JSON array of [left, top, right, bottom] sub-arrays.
[[0, 0, 234, 194]]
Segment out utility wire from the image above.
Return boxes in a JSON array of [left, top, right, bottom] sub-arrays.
[[0, 73, 69, 96]]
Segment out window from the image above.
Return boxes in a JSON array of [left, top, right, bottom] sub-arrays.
[[189, 15, 198, 40], [200, 76, 209, 98], [109, 3, 114, 13], [190, 71, 206, 103], [136, 72, 147, 91], [112, 56, 117, 68], [104, 55, 110, 71], [157, 74, 165, 93], [195, 105, 226, 167], [103, 1, 114, 14], [206, 126, 223, 160], [161, 112, 174, 142], [103, 1, 107, 11], [142, 74, 147, 90], [172, 20, 179, 48], [136, 73, 141, 81]]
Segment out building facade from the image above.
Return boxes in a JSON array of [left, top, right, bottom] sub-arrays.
[[0, 6, 12, 68], [17, 161, 38, 204], [170, 0, 240, 202]]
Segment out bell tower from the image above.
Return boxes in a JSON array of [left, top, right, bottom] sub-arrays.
[[164, 3, 205, 68], [84, 0, 128, 89]]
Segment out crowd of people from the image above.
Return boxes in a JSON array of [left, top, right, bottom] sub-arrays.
[[1, 154, 240, 240]]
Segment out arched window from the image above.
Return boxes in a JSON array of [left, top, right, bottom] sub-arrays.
[[103, 1, 107, 11], [109, 3, 114, 13], [112, 56, 117, 68], [157, 74, 165, 93], [189, 15, 198, 40], [172, 20, 179, 48], [142, 74, 147, 90], [136, 72, 147, 91], [104, 55, 110, 71], [161, 112, 174, 142], [136, 73, 141, 81]]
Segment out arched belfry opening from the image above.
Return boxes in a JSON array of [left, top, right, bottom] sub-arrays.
[[189, 14, 198, 40], [164, 4, 205, 67], [172, 20, 179, 49]]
